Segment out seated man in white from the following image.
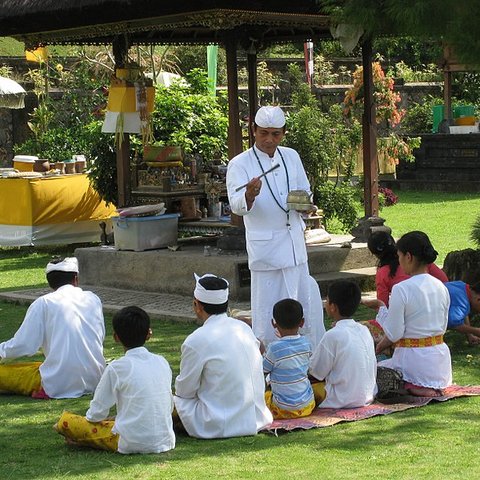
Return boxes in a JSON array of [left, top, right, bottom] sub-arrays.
[[174, 273, 273, 438], [0, 257, 105, 399]]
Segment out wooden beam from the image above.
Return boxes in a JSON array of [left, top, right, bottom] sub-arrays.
[[225, 35, 244, 228], [112, 36, 131, 207], [225, 36, 243, 159], [361, 38, 379, 217], [247, 51, 258, 147], [116, 135, 131, 207], [444, 70, 452, 122]]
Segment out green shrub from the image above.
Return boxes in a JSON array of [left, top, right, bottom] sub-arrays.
[[151, 68, 228, 164], [471, 214, 480, 248], [84, 120, 117, 206], [284, 64, 362, 232], [315, 181, 361, 232], [401, 96, 442, 134]]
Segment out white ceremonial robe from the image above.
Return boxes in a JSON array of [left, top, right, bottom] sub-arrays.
[[378, 274, 452, 389], [86, 347, 175, 454], [310, 319, 377, 409], [174, 313, 273, 438], [0, 284, 105, 398], [227, 145, 324, 347]]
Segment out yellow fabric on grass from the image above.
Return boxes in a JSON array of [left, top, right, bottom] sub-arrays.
[[312, 381, 327, 406], [264, 390, 316, 419], [55, 411, 119, 452], [0, 361, 42, 396]]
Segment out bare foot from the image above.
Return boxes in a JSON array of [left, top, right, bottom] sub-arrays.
[[407, 386, 443, 397]]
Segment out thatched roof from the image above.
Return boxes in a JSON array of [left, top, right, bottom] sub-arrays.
[[0, 1, 331, 48]]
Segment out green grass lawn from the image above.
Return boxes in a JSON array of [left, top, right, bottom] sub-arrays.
[[1, 300, 480, 480], [1, 190, 480, 479], [379, 190, 480, 265]]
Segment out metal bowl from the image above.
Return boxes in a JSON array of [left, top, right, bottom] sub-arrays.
[[287, 202, 312, 211], [287, 190, 311, 210]]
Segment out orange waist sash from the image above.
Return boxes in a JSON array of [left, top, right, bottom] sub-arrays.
[[396, 335, 444, 348]]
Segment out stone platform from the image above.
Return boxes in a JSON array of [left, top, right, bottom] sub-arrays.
[[74, 234, 377, 302]]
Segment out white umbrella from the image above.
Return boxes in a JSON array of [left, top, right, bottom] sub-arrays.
[[0, 76, 26, 109]]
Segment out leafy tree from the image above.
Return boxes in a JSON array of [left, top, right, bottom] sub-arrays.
[[284, 64, 362, 232], [318, 1, 479, 64], [151, 69, 228, 163]]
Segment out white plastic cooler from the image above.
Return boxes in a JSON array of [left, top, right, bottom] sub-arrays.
[[112, 213, 179, 251]]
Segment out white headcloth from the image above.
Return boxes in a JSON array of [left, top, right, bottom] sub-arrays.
[[45, 257, 79, 275], [254, 106, 285, 128], [194, 273, 229, 304]]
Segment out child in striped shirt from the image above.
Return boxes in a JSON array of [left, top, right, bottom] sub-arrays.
[[263, 299, 315, 419]]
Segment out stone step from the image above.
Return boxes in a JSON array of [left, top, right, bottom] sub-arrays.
[[307, 238, 376, 275], [75, 235, 376, 302], [313, 266, 377, 297]]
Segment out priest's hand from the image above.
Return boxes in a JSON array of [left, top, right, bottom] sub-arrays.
[[245, 178, 262, 210]]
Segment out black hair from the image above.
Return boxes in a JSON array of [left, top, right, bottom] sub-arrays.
[[273, 298, 304, 329], [327, 280, 361, 318], [367, 231, 399, 278], [197, 276, 229, 315], [112, 306, 150, 349], [470, 282, 480, 295], [396, 231, 438, 265], [46, 257, 77, 290]]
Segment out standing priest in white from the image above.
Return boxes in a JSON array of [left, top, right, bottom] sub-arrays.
[[174, 273, 272, 438], [227, 106, 324, 348]]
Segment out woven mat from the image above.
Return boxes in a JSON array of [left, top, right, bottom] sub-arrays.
[[262, 385, 480, 434]]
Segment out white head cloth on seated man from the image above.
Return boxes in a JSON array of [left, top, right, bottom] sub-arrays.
[[173, 272, 273, 438], [0, 256, 106, 399]]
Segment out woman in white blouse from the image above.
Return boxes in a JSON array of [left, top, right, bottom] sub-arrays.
[[376, 231, 452, 397]]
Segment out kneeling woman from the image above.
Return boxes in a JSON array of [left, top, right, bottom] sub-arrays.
[[376, 231, 452, 397]]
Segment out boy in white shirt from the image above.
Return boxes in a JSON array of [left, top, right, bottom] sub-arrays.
[[309, 280, 377, 409], [55, 306, 175, 454]]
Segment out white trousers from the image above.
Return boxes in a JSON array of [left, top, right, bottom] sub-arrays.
[[251, 263, 325, 348]]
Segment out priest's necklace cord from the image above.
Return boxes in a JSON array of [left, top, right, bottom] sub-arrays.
[[252, 145, 290, 227]]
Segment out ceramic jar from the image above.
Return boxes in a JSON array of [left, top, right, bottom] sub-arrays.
[[64, 160, 75, 174], [55, 161, 65, 174], [33, 159, 50, 172]]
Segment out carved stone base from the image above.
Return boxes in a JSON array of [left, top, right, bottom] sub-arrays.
[[350, 216, 391, 242]]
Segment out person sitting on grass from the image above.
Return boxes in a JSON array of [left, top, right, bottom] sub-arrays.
[[445, 281, 480, 345], [0, 257, 105, 399], [375, 231, 452, 397], [368, 231, 448, 307], [309, 280, 377, 409], [174, 273, 272, 438], [55, 306, 175, 454], [365, 280, 480, 348], [363, 231, 448, 354], [263, 298, 315, 419]]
